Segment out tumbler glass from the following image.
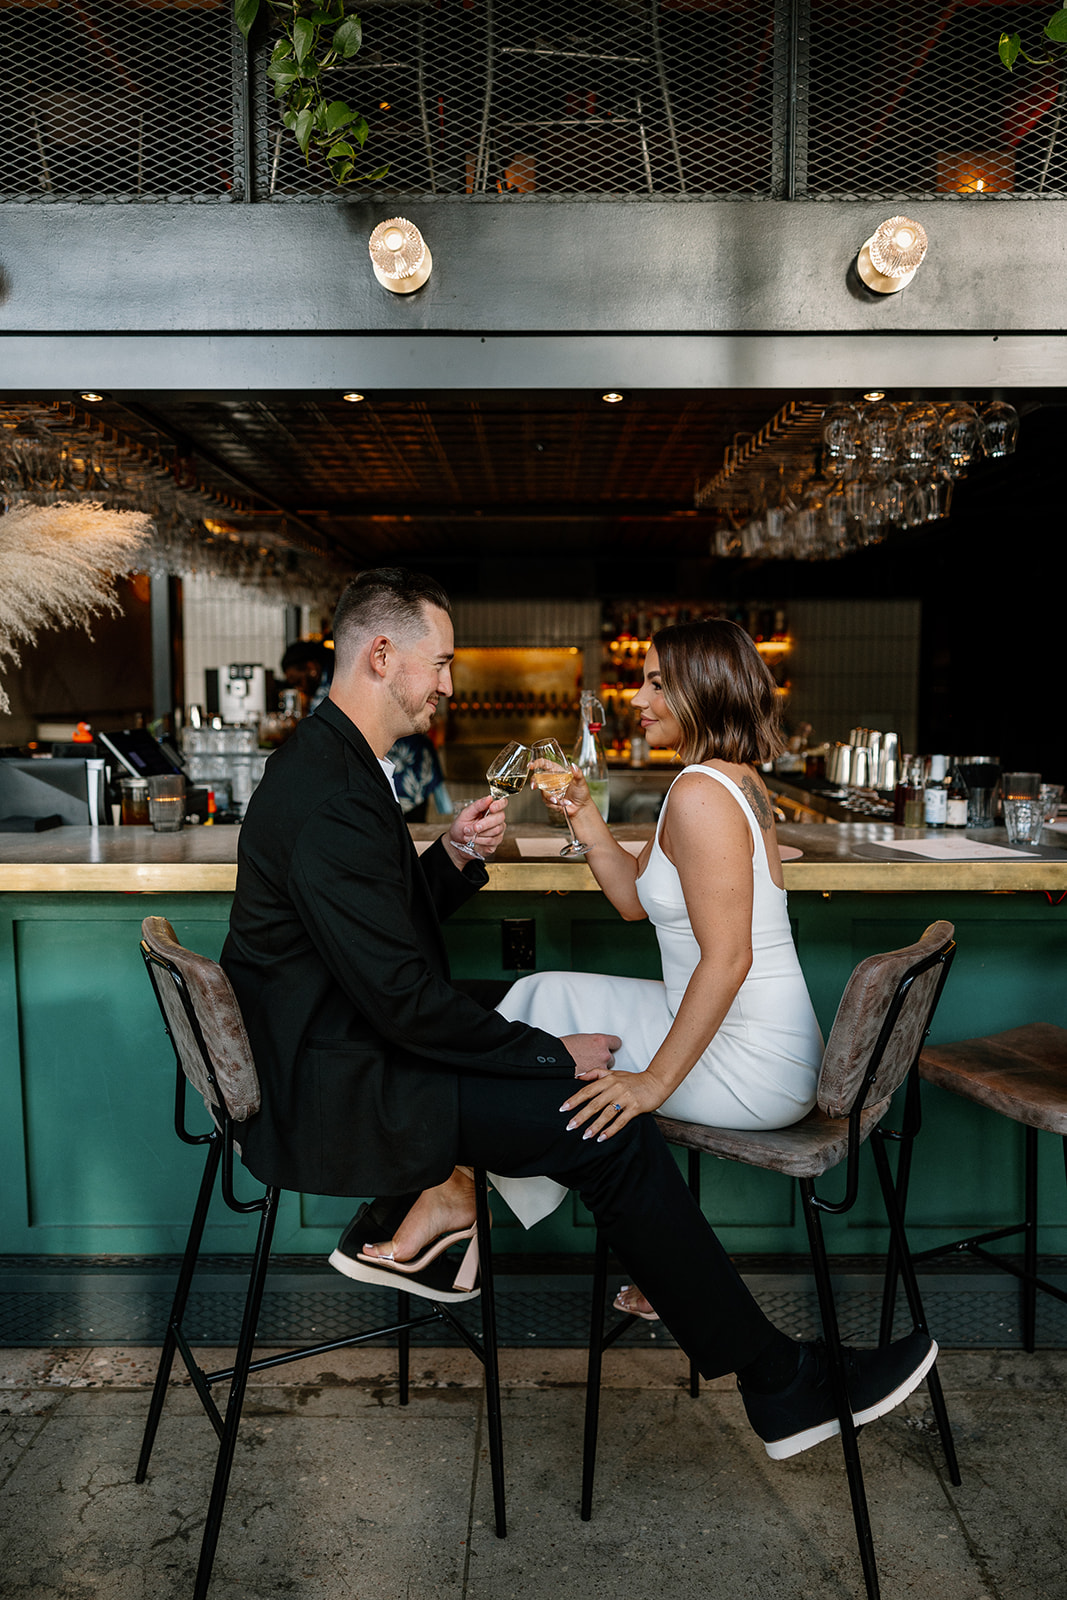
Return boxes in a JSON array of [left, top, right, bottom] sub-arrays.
[[147, 774, 186, 833], [1040, 783, 1063, 824], [119, 776, 150, 826], [1001, 772, 1041, 800], [1003, 798, 1044, 847]]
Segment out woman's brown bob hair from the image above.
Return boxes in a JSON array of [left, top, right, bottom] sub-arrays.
[[651, 618, 784, 766]]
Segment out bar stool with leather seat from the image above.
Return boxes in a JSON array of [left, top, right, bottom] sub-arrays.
[[582, 920, 961, 1600], [135, 916, 505, 1600], [887, 1022, 1067, 1354]]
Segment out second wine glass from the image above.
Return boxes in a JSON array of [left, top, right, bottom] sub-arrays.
[[529, 738, 589, 858], [454, 740, 531, 860]]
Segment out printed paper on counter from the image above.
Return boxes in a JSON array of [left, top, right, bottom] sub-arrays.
[[882, 837, 1037, 860]]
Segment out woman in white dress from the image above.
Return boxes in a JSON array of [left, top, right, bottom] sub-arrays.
[[359, 620, 823, 1314]]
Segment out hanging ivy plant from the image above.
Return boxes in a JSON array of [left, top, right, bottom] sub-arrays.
[[999, 5, 1067, 69], [235, 0, 388, 185]]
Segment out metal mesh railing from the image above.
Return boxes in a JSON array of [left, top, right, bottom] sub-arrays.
[[0, 1, 1063, 203], [260, 0, 777, 200], [805, 1, 1067, 199], [0, 0, 240, 201]]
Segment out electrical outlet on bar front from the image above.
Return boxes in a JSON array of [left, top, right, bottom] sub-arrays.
[[501, 918, 536, 972]]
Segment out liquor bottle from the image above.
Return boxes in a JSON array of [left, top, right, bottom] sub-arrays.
[[923, 754, 949, 828], [946, 768, 969, 828], [893, 769, 911, 825], [572, 691, 610, 821], [902, 758, 925, 827]]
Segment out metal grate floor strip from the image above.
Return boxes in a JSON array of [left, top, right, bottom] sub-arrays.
[[2, 1257, 1065, 1349]]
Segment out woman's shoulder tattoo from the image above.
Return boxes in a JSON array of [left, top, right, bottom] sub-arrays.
[[740, 774, 774, 830]]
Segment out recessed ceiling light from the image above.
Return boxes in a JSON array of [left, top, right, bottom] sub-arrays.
[[342, 392, 365, 403], [80, 392, 104, 402], [602, 392, 624, 404], [863, 390, 886, 401]]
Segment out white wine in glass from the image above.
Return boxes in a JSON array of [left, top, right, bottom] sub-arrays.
[[454, 741, 531, 860], [529, 738, 589, 858], [486, 740, 531, 800]]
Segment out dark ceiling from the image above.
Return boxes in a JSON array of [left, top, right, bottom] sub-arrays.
[[4, 387, 1057, 587], [102, 391, 803, 566]]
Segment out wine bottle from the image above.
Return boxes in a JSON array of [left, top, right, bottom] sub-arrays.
[[573, 691, 610, 821], [946, 767, 969, 828], [923, 754, 949, 829], [902, 758, 925, 827]]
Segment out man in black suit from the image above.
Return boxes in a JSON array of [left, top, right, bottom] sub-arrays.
[[223, 567, 935, 1460]]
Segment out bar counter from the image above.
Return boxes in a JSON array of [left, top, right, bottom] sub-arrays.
[[3, 819, 1067, 892], [3, 819, 1066, 1261]]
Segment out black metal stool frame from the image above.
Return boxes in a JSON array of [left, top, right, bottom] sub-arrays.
[[136, 937, 505, 1600], [882, 1069, 1067, 1354], [583, 932, 961, 1600]]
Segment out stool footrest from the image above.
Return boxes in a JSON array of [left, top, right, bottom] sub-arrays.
[[201, 1313, 446, 1385], [912, 1239, 1067, 1307], [912, 1224, 1027, 1262]]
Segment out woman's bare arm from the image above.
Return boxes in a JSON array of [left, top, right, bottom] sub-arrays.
[[541, 766, 649, 921]]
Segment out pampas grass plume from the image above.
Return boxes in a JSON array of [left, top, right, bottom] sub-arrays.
[[0, 501, 153, 713]]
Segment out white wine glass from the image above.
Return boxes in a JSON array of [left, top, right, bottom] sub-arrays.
[[529, 737, 589, 858], [487, 741, 531, 799], [454, 740, 531, 860]]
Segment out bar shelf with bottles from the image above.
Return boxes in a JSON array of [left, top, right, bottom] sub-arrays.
[[443, 646, 586, 782], [598, 600, 792, 763], [440, 603, 793, 784]]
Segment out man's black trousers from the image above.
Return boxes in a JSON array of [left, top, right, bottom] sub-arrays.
[[457, 1073, 777, 1379]]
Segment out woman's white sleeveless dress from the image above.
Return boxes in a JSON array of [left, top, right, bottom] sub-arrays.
[[490, 765, 823, 1227]]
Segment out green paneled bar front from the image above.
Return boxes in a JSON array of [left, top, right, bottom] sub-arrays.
[[2, 823, 1066, 1262]]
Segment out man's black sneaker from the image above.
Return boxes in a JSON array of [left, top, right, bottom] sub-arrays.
[[328, 1196, 481, 1305], [739, 1329, 938, 1460]]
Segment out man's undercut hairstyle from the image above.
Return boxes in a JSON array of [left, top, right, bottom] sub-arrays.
[[653, 617, 784, 767], [332, 568, 453, 668]]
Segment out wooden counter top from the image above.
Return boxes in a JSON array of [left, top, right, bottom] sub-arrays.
[[2, 821, 1067, 892], [0, 826, 243, 892]]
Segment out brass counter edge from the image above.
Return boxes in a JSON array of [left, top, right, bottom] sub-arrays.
[[2, 860, 1067, 893], [0, 866, 241, 892], [782, 861, 1067, 891]]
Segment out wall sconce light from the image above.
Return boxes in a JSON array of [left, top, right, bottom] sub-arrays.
[[368, 217, 432, 294], [856, 215, 928, 294]]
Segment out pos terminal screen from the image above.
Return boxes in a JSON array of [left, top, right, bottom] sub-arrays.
[[98, 730, 184, 778]]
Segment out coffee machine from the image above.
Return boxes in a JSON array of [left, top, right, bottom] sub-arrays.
[[206, 664, 268, 725]]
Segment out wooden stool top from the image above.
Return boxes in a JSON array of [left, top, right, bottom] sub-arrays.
[[920, 1023, 1067, 1135]]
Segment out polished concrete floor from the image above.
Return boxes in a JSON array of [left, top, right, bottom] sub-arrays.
[[1, 1340, 1064, 1600]]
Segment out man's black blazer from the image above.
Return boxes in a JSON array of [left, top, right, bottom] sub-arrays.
[[221, 700, 572, 1197]]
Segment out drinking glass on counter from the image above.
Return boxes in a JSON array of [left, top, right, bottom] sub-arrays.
[[454, 740, 530, 861], [1004, 797, 1045, 847], [1001, 772, 1041, 800], [147, 774, 186, 833], [119, 775, 150, 826], [955, 758, 1001, 828], [999, 773, 1042, 846], [1040, 784, 1063, 825], [529, 737, 589, 858]]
